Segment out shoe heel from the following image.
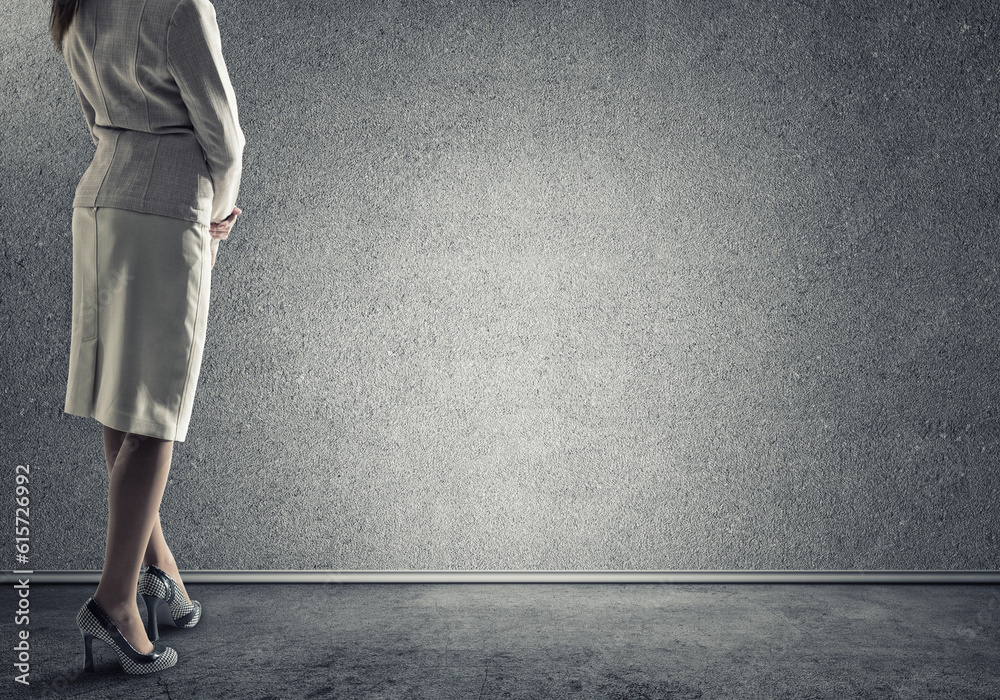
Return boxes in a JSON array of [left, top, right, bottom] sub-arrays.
[[139, 565, 201, 631], [77, 597, 177, 675], [81, 631, 95, 672], [141, 594, 162, 642]]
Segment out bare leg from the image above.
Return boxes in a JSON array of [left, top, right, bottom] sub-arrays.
[[93, 430, 173, 654], [102, 427, 191, 602]]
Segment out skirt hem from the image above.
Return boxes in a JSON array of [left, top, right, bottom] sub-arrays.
[[62, 406, 187, 442]]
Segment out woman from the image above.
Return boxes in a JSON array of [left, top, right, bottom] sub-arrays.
[[50, 0, 245, 675]]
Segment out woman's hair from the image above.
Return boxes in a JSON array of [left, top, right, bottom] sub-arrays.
[[49, 0, 80, 54]]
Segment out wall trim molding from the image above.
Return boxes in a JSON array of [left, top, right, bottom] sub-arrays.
[[4, 570, 999, 584]]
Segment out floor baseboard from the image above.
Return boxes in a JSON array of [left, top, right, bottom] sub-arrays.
[[4, 570, 999, 584]]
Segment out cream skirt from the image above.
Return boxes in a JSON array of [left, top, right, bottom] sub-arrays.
[[64, 206, 212, 442]]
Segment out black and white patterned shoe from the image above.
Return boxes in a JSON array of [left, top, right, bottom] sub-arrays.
[[76, 597, 177, 675], [138, 564, 202, 641]]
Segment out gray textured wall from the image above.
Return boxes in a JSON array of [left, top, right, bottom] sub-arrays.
[[1, 0, 998, 571]]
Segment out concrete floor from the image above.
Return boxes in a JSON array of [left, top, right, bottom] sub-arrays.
[[13, 584, 1000, 699]]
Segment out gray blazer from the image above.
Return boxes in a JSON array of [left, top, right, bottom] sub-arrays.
[[64, 0, 245, 238]]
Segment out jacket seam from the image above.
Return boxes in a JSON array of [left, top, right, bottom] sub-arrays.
[[90, 1, 112, 124], [164, 0, 189, 78], [141, 136, 161, 202], [134, 0, 153, 131], [93, 129, 121, 202]]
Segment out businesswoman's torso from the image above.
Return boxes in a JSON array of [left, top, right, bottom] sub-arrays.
[[63, 0, 244, 226]]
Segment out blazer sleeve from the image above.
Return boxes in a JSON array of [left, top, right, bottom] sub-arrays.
[[166, 0, 245, 224]]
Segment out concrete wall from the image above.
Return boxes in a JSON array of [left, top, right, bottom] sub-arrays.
[[1, 0, 998, 571]]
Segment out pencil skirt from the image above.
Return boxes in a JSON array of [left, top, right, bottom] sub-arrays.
[[64, 206, 213, 442]]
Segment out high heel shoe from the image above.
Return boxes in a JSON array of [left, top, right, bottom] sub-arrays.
[[76, 597, 177, 675], [138, 564, 202, 642]]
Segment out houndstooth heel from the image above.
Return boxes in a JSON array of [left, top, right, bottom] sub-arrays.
[[139, 564, 202, 641], [76, 597, 177, 675]]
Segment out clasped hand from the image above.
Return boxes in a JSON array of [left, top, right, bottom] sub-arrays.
[[208, 206, 241, 269]]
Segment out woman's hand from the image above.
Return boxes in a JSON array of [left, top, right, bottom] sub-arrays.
[[209, 205, 241, 269], [210, 205, 242, 241]]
